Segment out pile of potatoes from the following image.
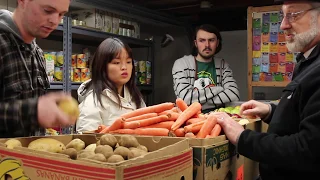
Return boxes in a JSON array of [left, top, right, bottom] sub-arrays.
[[4, 134, 149, 164]]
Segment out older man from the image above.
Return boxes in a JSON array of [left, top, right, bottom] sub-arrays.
[[215, 0, 320, 179], [0, 0, 74, 138]]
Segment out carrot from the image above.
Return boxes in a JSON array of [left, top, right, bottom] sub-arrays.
[[142, 121, 175, 130], [171, 102, 202, 131], [196, 114, 218, 138], [171, 107, 180, 113], [176, 98, 188, 112], [185, 132, 196, 138], [99, 126, 109, 133], [121, 102, 174, 119], [173, 128, 185, 137], [96, 124, 107, 133], [207, 124, 222, 138], [123, 115, 169, 129], [167, 112, 180, 121], [186, 117, 205, 125], [184, 120, 206, 134], [110, 128, 169, 136], [158, 110, 173, 116], [125, 113, 158, 122], [108, 118, 125, 132]]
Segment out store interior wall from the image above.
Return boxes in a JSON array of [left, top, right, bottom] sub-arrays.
[[2, 1, 284, 103]]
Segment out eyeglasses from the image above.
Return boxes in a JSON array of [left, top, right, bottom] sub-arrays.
[[281, 7, 320, 23]]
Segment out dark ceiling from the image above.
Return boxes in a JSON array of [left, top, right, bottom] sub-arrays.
[[120, 0, 279, 31]]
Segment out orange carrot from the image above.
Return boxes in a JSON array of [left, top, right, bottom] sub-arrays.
[[110, 128, 169, 136], [158, 110, 173, 116], [99, 126, 109, 133], [171, 102, 202, 131], [123, 115, 169, 129], [96, 125, 107, 133], [167, 112, 180, 121], [142, 121, 175, 130], [196, 114, 218, 138], [173, 128, 185, 137], [125, 113, 158, 122], [108, 118, 125, 132], [176, 98, 188, 112], [186, 117, 206, 125], [185, 132, 196, 138], [171, 107, 180, 113], [207, 124, 222, 138], [121, 102, 174, 119]]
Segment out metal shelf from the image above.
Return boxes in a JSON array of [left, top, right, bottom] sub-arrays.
[[71, 25, 153, 48], [49, 82, 64, 90]]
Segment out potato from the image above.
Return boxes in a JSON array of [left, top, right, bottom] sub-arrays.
[[28, 138, 66, 153], [89, 153, 107, 162], [95, 145, 114, 159], [118, 135, 139, 148], [58, 97, 80, 121], [61, 148, 77, 160], [128, 149, 148, 159], [80, 153, 107, 162], [5, 139, 22, 149], [66, 138, 85, 151], [100, 134, 117, 148], [114, 146, 132, 160], [77, 151, 95, 159], [85, 144, 96, 152], [107, 155, 124, 163], [137, 145, 148, 152]]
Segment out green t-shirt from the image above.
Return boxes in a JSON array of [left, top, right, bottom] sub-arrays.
[[195, 60, 217, 114], [194, 60, 217, 89]]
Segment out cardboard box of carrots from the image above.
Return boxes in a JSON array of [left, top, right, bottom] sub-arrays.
[[93, 98, 261, 180]]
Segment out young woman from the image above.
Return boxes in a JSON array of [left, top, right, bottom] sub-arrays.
[[76, 38, 145, 132]]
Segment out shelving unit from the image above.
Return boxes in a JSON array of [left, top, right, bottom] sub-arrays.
[[46, 16, 155, 105]]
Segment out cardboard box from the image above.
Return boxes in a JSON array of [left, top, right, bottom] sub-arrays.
[[240, 119, 262, 180], [104, 12, 113, 33], [71, 9, 105, 30], [0, 134, 193, 180], [188, 136, 243, 180]]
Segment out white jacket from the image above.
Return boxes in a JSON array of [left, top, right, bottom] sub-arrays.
[[76, 80, 146, 132]]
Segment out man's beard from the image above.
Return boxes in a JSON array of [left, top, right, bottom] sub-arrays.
[[198, 48, 214, 60], [286, 12, 319, 52]]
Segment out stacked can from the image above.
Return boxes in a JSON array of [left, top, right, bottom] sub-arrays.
[[138, 61, 146, 85], [134, 60, 139, 84], [72, 53, 91, 82], [54, 51, 64, 82], [44, 52, 55, 82], [146, 61, 152, 84]]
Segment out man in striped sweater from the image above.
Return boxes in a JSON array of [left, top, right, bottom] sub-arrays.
[[172, 24, 240, 113]]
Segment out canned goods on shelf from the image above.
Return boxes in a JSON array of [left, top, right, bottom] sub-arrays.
[[73, 68, 81, 82], [77, 54, 87, 68], [54, 66, 63, 81], [81, 68, 90, 82]]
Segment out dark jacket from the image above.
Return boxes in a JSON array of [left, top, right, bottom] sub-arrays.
[[238, 43, 320, 179], [0, 10, 49, 138]]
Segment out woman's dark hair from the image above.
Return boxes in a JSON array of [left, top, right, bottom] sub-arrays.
[[192, 24, 223, 55], [84, 37, 142, 109]]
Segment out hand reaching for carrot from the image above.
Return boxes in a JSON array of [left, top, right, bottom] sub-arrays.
[[213, 112, 244, 145]]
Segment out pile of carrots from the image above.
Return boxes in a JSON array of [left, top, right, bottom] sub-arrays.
[[96, 98, 222, 138]]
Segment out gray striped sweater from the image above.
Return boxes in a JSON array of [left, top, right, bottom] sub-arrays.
[[172, 55, 240, 111]]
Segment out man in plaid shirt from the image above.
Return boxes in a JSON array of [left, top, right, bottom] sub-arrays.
[[0, 0, 74, 138]]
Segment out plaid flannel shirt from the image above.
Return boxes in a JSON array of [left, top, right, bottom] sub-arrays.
[[0, 31, 50, 138]]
